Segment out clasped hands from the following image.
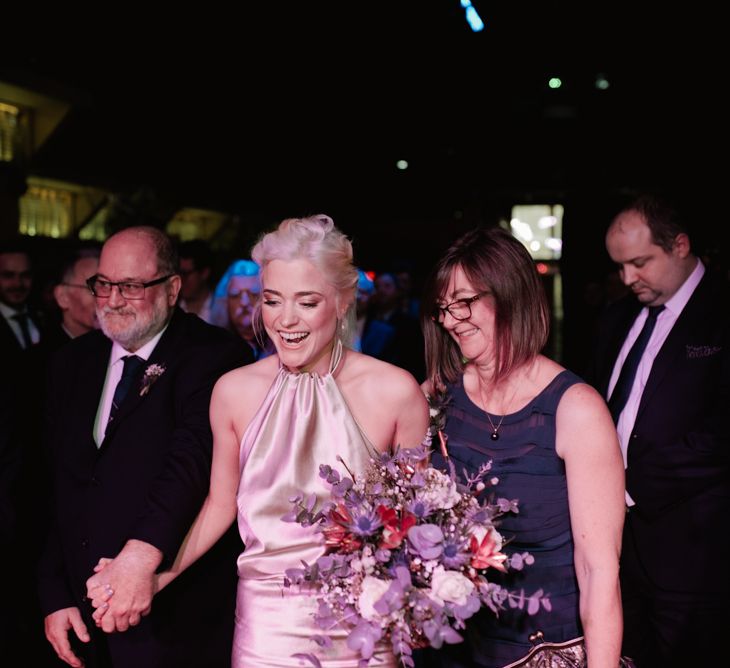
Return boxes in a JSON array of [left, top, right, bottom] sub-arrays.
[[85, 540, 162, 633]]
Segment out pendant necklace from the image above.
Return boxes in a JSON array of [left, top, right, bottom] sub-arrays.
[[485, 411, 504, 441], [478, 379, 519, 441]]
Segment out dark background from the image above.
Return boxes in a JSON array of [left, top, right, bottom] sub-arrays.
[[1, 1, 724, 369]]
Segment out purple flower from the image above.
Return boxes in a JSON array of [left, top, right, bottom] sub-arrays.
[[282, 446, 542, 666], [422, 618, 463, 649], [409, 471, 426, 488], [452, 592, 481, 621], [374, 548, 391, 563], [332, 477, 353, 498], [346, 621, 382, 659], [346, 508, 383, 536], [407, 524, 444, 560], [440, 537, 470, 569], [373, 575, 408, 616], [405, 498, 434, 519]]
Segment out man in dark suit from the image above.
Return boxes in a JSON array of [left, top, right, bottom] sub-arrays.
[[0, 242, 43, 352], [0, 243, 58, 665], [43, 247, 101, 351], [38, 226, 248, 668], [587, 195, 729, 667]]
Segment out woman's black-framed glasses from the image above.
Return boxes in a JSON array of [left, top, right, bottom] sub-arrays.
[[86, 274, 174, 300], [432, 291, 490, 323]]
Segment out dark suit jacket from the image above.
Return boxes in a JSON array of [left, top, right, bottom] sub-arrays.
[[0, 306, 45, 353], [38, 308, 248, 668], [586, 272, 730, 594]]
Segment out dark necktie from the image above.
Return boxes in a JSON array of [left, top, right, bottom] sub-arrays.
[[107, 355, 145, 432], [608, 305, 665, 423], [11, 312, 33, 349]]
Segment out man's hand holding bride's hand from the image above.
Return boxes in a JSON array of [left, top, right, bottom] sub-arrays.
[[85, 540, 162, 633]]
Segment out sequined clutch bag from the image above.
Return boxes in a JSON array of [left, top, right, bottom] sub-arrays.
[[502, 631, 636, 668]]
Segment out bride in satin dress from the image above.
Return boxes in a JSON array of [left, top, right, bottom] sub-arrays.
[[162, 215, 428, 666]]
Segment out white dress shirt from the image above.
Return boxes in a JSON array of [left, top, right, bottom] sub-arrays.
[[609, 259, 705, 505], [0, 302, 41, 348], [94, 327, 167, 446]]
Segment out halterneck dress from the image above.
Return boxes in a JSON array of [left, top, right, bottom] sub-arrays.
[[418, 370, 584, 668], [232, 342, 396, 667]]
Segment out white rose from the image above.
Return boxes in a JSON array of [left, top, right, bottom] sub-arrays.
[[429, 567, 475, 606], [357, 576, 391, 620], [418, 468, 461, 509]]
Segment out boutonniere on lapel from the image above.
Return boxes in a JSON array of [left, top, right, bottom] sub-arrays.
[[140, 363, 166, 396]]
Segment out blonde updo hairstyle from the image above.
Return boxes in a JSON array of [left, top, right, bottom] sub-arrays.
[[251, 214, 359, 346]]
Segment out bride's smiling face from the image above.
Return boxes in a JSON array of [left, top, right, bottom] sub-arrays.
[[261, 258, 342, 374]]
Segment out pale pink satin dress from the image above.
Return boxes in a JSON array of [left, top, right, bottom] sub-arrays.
[[233, 343, 396, 667]]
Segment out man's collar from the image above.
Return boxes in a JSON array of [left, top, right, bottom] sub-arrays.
[[662, 257, 705, 317], [0, 301, 27, 318], [110, 322, 169, 366]]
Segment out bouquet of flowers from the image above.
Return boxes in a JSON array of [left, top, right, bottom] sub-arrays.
[[282, 444, 548, 667]]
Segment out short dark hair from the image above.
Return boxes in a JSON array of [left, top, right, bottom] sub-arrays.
[[0, 238, 32, 262], [57, 246, 101, 284], [614, 193, 688, 253], [421, 227, 549, 387], [178, 239, 214, 271]]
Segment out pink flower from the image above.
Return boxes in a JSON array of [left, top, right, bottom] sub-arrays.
[[323, 504, 362, 553], [470, 530, 508, 572], [377, 507, 416, 550], [140, 363, 165, 396]]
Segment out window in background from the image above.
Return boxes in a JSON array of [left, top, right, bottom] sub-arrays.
[[509, 204, 563, 261], [509, 203, 564, 362]]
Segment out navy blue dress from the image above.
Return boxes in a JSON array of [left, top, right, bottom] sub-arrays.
[[418, 369, 583, 668]]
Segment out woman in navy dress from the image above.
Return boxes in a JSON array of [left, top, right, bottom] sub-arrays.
[[418, 228, 625, 668]]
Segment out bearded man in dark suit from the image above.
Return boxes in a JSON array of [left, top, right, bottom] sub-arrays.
[[39, 226, 249, 668], [587, 194, 729, 668]]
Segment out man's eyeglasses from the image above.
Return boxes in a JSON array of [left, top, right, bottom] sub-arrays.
[[86, 274, 174, 300], [431, 291, 490, 322]]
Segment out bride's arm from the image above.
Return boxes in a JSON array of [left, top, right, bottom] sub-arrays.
[[391, 371, 430, 449], [156, 374, 243, 590]]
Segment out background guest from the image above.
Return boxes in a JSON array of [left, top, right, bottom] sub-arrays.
[[177, 239, 216, 324], [0, 240, 43, 352], [361, 271, 425, 380], [586, 193, 730, 667], [211, 259, 269, 362], [44, 247, 100, 350]]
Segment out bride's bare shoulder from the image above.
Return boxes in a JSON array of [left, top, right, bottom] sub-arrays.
[[213, 355, 279, 401], [341, 350, 423, 397]]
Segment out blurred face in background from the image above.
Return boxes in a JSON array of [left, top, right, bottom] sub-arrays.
[[54, 256, 100, 337], [179, 257, 211, 301], [373, 273, 400, 311], [356, 286, 372, 317], [227, 274, 260, 341], [0, 252, 33, 309]]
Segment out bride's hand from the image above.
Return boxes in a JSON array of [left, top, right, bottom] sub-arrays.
[[93, 557, 113, 574], [87, 558, 115, 624]]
